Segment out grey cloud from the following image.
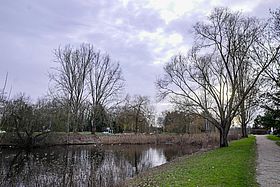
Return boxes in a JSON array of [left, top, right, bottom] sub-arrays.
[[0, 0, 278, 102], [250, 0, 279, 18], [0, 1, 86, 38], [0, 0, 165, 99]]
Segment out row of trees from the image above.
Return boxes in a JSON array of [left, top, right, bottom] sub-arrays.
[[47, 44, 155, 134], [0, 93, 155, 135], [0, 45, 158, 146], [1, 88, 213, 144], [0, 43, 219, 139], [157, 8, 280, 147], [1, 7, 280, 147]]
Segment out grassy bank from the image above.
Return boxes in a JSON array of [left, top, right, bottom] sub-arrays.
[[126, 136, 257, 187], [267, 135, 280, 146]]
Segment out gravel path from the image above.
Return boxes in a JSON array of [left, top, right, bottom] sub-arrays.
[[256, 135, 280, 187]]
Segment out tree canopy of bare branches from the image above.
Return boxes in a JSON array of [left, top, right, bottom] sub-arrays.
[[129, 95, 153, 133], [50, 44, 93, 132], [88, 51, 124, 133], [113, 95, 154, 133], [157, 8, 280, 147], [50, 43, 124, 133], [1, 94, 51, 147]]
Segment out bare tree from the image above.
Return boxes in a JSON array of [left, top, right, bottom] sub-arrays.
[[0, 73, 11, 128], [88, 51, 124, 134], [0, 73, 7, 126], [270, 8, 280, 39], [1, 94, 50, 147], [50, 44, 93, 132], [157, 8, 280, 147], [113, 95, 153, 133], [163, 110, 192, 133], [262, 8, 280, 86], [0, 73, 8, 101], [256, 8, 280, 133], [237, 68, 259, 137], [129, 95, 153, 133]]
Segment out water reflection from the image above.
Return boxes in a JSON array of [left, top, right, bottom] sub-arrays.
[[0, 144, 204, 187]]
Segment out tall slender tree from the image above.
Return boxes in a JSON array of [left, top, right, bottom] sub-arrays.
[[88, 51, 124, 134], [50, 44, 93, 132]]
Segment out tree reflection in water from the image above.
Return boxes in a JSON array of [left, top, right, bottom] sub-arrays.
[[0, 144, 204, 186]]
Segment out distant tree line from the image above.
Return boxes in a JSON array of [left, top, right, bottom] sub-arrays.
[[162, 110, 216, 134]]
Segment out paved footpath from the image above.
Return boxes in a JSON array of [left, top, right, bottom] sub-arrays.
[[256, 135, 280, 187]]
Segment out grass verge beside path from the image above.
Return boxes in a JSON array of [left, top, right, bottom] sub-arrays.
[[127, 136, 257, 187], [267, 135, 280, 146]]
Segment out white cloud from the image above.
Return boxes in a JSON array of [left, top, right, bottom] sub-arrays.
[[146, 0, 204, 23], [230, 0, 263, 12], [138, 29, 185, 65], [0, 0, 276, 111]]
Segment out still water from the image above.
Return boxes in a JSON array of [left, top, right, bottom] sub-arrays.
[[0, 144, 205, 187]]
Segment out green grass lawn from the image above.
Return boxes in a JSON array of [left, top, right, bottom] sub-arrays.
[[267, 134, 280, 141], [128, 136, 257, 187], [267, 135, 280, 146]]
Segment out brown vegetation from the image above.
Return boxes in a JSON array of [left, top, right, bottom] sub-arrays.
[[0, 131, 241, 147], [99, 132, 240, 146]]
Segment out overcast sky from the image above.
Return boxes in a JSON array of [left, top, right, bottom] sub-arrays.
[[0, 0, 278, 111]]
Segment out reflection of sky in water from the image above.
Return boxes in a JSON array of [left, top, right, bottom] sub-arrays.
[[0, 144, 202, 187], [141, 148, 167, 167]]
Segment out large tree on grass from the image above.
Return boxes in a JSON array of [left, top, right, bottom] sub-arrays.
[[157, 8, 280, 147]]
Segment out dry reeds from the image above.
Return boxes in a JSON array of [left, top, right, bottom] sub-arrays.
[[0, 130, 241, 147], [99, 133, 221, 146]]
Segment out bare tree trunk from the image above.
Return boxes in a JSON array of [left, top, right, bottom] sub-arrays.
[[219, 127, 229, 147], [67, 110, 70, 133], [135, 110, 139, 134], [239, 98, 248, 138], [91, 116, 96, 134], [241, 123, 248, 138]]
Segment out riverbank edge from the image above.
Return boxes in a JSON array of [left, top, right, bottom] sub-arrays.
[[0, 132, 241, 148], [119, 146, 219, 187], [123, 136, 257, 187]]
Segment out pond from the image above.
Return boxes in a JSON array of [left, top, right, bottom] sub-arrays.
[[0, 143, 207, 187]]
